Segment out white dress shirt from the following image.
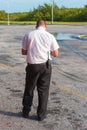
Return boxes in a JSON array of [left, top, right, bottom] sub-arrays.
[[22, 27, 59, 64]]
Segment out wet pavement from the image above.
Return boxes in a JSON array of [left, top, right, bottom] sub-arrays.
[[0, 25, 87, 130]]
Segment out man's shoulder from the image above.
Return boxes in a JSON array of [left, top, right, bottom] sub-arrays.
[[45, 31, 54, 38], [24, 30, 35, 37], [29, 29, 37, 34]]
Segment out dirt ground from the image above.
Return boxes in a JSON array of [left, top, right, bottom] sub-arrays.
[[0, 25, 87, 130]]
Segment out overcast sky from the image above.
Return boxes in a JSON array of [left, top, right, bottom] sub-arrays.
[[0, 0, 87, 13]]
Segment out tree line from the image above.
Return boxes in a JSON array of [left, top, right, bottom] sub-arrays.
[[0, 3, 87, 22]]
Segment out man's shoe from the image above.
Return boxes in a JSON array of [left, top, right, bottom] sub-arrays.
[[38, 115, 46, 121], [22, 113, 29, 118], [22, 107, 30, 118]]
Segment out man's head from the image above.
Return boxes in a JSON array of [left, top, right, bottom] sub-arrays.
[[36, 20, 46, 29]]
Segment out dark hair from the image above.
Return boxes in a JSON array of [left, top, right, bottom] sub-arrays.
[[36, 20, 46, 29]]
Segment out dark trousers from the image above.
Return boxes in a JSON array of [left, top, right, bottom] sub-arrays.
[[22, 62, 52, 118]]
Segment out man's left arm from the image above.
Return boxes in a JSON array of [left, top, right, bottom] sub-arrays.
[[21, 49, 27, 55], [21, 34, 28, 55]]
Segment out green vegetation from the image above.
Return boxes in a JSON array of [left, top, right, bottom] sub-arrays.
[[0, 3, 87, 24], [81, 35, 87, 38], [0, 21, 87, 25]]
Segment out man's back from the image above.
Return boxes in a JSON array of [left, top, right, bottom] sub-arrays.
[[26, 27, 58, 63], [22, 20, 59, 64]]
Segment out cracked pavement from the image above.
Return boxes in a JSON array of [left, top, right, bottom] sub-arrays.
[[0, 25, 87, 130]]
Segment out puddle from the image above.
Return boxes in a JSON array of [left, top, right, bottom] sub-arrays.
[[54, 33, 87, 41], [53, 33, 87, 60]]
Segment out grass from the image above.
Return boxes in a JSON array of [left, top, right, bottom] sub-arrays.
[[0, 21, 36, 25], [81, 35, 87, 38], [0, 21, 87, 25]]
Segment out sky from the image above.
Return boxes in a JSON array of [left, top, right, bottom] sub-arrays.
[[0, 0, 87, 13]]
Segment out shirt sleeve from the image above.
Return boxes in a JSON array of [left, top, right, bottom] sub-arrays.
[[50, 35, 60, 51], [22, 33, 28, 50]]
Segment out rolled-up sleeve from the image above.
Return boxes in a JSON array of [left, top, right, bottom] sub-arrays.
[[50, 35, 59, 51]]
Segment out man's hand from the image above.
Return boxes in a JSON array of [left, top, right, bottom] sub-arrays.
[[51, 49, 59, 57], [21, 49, 27, 55]]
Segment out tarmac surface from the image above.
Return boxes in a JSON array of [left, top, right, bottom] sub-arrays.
[[0, 25, 87, 130]]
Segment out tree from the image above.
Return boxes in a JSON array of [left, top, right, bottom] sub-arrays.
[[0, 3, 87, 22], [84, 5, 87, 8], [0, 11, 7, 20]]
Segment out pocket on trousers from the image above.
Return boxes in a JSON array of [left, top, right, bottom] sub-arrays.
[[25, 65, 29, 72]]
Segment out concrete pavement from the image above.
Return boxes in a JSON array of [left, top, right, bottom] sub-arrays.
[[0, 25, 87, 130]]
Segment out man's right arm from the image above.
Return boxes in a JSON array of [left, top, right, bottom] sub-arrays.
[[50, 35, 59, 57], [51, 49, 59, 57]]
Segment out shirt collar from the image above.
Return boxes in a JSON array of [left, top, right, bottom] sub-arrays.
[[37, 27, 46, 31]]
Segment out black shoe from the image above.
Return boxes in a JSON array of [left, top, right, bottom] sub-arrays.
[[38, 115, 46, 121], [22, 107, 29, 118], [22, 112, 29, 118]]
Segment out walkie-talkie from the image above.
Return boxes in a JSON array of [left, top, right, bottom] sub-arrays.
[[46, 51, 51, 69]]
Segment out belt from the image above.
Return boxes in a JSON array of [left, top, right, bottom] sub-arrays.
[[27, 62, 46, 65]]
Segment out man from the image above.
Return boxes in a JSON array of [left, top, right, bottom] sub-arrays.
[[21, 20, 59, 121]]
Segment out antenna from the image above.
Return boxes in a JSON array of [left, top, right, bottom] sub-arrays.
[[7, 0, 10, 25], [51, 0, 54, 24]]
